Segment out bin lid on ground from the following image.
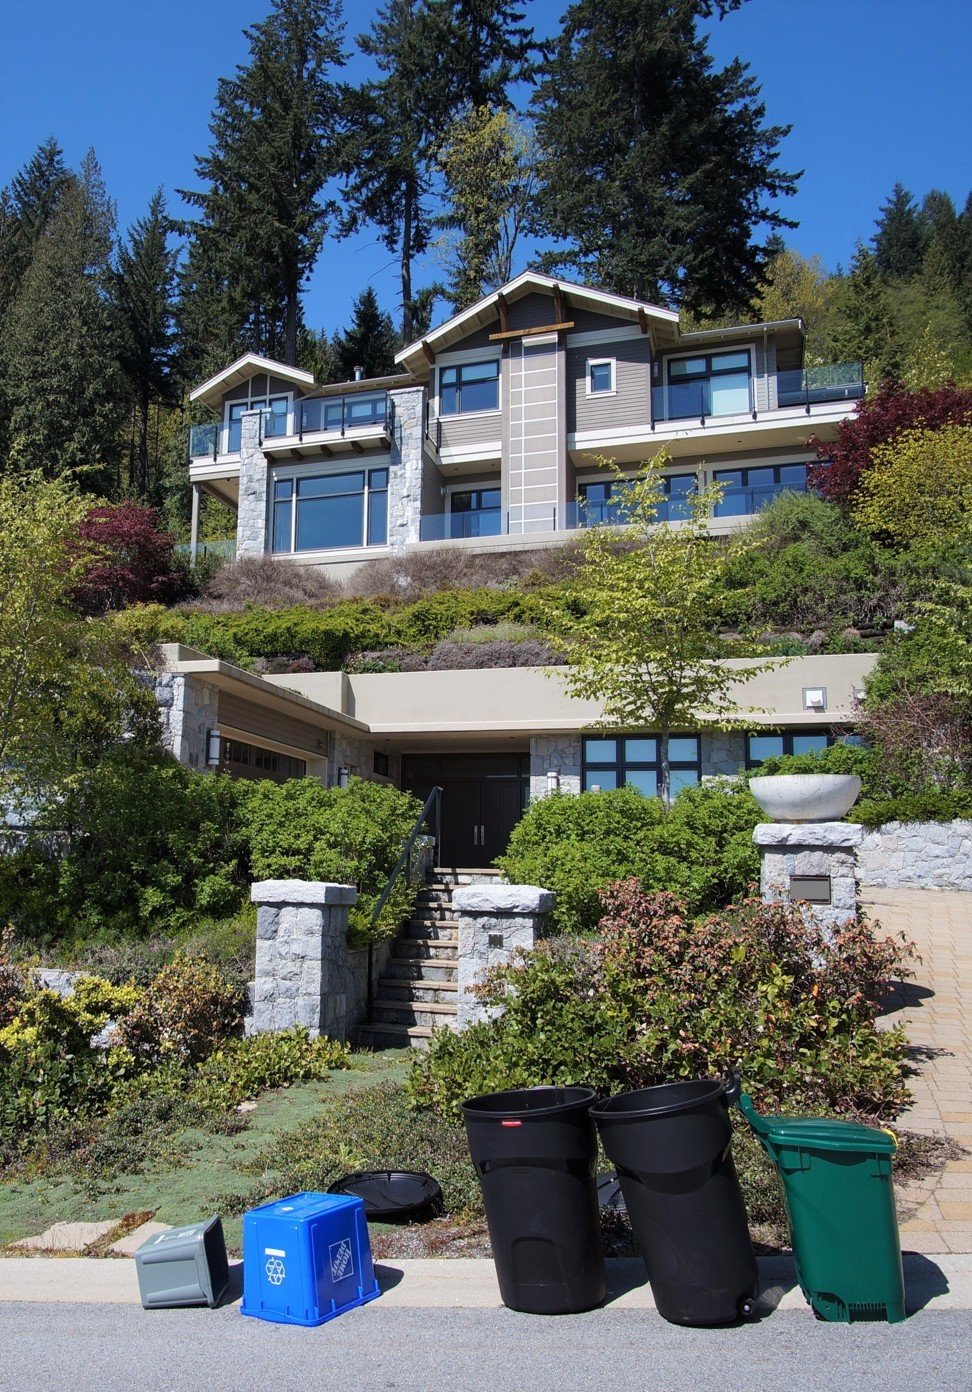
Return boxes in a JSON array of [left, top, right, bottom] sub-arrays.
[[739, 1093, 896, 1154], [328, 1170, 442, 1220]]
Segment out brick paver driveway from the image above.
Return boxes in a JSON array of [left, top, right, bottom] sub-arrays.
[[864, 887, 972, 1255]]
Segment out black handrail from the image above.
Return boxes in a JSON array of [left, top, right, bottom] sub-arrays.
[[366, 785, 442, 1023]]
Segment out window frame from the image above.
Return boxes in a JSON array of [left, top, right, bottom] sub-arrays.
[[581, 733, 702, 797], [270, 463, 390, 555], [224, 390, 292, 453], [661, 345, 755, 420], [586, 357, 617, 396], [712, 461, 809, 518], [445, 483, 503, 539], [576, 471, 697, 525], [745, 729, 834, 768], [436, 353, 501, 417]]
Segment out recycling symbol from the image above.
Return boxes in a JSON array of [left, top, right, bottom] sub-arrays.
[[265, 1256, 286, 1286]]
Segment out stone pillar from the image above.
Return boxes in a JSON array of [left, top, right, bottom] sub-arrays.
[[155, 673, 219, 772], [452, 884, 556, 1028], [754, 822, 864, 930], [236, 409, 269, 558], [387, 385, 426, 550], [250, 880, 358, 1040], [529, 734, 582, 801]]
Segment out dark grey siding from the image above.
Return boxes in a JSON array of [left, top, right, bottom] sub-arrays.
[[568, 335, 651, 434]]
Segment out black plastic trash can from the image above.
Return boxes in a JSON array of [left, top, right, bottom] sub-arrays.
[[462, 1086, 606, 1314], [591, 1077, 757, 1325]]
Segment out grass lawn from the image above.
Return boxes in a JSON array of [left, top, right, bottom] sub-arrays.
[[0, 1051, 411, 1255]]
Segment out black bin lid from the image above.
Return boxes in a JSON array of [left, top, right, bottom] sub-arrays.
[[328, 1170, 443, 1221]]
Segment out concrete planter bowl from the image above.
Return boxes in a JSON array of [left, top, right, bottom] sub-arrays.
[[748, 773, 862, 823]]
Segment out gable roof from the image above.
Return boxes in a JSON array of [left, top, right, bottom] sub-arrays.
[[395, 271, 680, 373], [189, 353, 316, 409]]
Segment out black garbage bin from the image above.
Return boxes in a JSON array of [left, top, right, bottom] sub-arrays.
[[591, 1077, 757, 1326], [462, 1086, 605, 1314]]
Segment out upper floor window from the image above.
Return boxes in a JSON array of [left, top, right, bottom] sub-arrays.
[[581, 734, 701, 798], [713, 463, 807, 518], [440, 360, 500, 415], [271, 466, 388, 554], [665, 350, 752, 420], [225, 394, 289, 452], [587, 359, 615, 395]]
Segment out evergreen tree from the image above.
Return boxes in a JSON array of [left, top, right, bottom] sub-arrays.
[[180, 0, 346, 370], [872, 183, 927, 281], [436, 105, 536, 310], [0, 138, 71, 319], [115, 189, 179, 499], [3, 151, 123, 494], [341, 0, 535, 341], [833, 244, 902, 386], [332, 287, 401, 379], [530, 0, 798, 316]]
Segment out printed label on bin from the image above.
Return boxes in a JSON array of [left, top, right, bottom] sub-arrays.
[[264, 1248, 286, 1286], [329, 1238, 354, 1283]]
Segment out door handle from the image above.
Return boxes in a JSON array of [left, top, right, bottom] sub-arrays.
[[473, 825, 479, 846], [481, 825, 486, 843]]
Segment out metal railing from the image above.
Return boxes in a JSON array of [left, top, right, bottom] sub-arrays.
[[775, 362, 865, 411], [650, 361, 864, 427], [366, 785, 442, 1023], [263, 391, 389, 442]]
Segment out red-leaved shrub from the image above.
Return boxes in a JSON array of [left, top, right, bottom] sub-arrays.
[[71, 502, 184, 614]]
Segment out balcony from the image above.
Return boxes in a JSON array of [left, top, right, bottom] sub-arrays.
[[189, 392, 391, 462], [775, 362, 866, 409], [650, 362, 864, 427]]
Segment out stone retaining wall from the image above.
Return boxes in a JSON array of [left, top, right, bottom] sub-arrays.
[[452, 883, 555, 1028], [857, 820, 972, 892]]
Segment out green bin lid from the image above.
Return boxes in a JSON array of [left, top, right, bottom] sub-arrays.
[[760, 1116, 897, 1154]]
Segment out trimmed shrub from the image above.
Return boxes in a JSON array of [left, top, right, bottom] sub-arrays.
[[410, 888, 914, 1121], [496, 781, 761, 933], [241, 776, 424, 946], [116, 953, 243, 1066]]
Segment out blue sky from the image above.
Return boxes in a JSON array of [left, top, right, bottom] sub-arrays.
[[1, 0, 970, 336]]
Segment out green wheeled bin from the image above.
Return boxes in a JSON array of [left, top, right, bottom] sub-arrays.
[[738, 1092, 905, 1323]]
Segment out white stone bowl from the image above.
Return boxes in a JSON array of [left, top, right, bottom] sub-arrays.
[[748, 773, 862, 823]]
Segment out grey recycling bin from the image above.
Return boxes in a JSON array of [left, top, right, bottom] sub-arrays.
[[135, 1216, 229, 1309]]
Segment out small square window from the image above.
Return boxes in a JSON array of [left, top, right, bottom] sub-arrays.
[[588, 360, 615, 394]]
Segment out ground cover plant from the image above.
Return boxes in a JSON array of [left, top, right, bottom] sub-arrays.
[[410, 886, 915, 1121]]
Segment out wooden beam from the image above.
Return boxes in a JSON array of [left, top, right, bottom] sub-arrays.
[[350, 441, 364, 454], [553, 283, 568, 325], [638, 307, 649, 334], [320, 444, 333, 459], [289, 449, 302, 460], [420, 340, 435, 365], [489, 321, 574, 342], [496, 291, 509, 335]]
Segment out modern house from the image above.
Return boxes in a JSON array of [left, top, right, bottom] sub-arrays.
[[187, 271, 864, 575], [173, 271, 871, 867]]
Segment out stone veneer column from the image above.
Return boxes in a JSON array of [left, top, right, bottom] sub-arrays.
[[236, 409, 270, 558], [250, 880, 358, 1039], [754, 821, 863, 930], [154, 673, 219, 772], [452, 884, 556, 1028], [529, 734, 582, 801], [387, 386, 426, 550]]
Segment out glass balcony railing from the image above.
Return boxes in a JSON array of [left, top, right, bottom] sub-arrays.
[[264, 391, 389, 441], [564, 494, 695, 529], [419, 510, 504, 541], [189, 422, 221, 458], [775, 362, 865, 408]]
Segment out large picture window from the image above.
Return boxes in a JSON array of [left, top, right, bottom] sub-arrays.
[[271, 467, 388, 553], [439, 360, 500, 415], [219, 737, 306, 783], [713, 463, 808, 518], [449, 486, 502, 538], [665, 350, 752, 419], [581, 734, 701, 797], [577, 474, 695, 526]]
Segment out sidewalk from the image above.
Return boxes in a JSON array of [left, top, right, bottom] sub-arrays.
[[864, 888, 972, 1256]]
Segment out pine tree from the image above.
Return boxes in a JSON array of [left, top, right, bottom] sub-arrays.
[[179, 0, 346, 369], [873, 183, 927, 281], [833, 244, 902, 386], [4, 151, 123, 494], [530, 0, 798, 316], [436, 105, 536, 310], [115, 189, 179, 499], [0, 138, 71, 319], [341, 0, 535, 341], [331, 287, 401, 380]]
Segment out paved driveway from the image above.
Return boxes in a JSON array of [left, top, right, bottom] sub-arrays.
[[864, 888, 972, 1255]]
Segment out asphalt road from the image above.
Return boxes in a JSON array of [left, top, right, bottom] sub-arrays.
[[1, 1303, 968, 1392]]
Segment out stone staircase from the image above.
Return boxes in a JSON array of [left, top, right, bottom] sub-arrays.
[[357, 867, 501, 1049]]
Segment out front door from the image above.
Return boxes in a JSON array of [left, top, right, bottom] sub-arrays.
[[401, 753, 529, 868]]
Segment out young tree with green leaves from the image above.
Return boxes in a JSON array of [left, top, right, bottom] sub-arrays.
[[115, 189, 178, 499], [331, 286, 401, 379], [341, 0, 535, 341], [3, 151, 123, 495], [436, 105, 536, 310], [530, 0, 798, 316], [539, 458, 775, 802], [180, 0, 346, 370]]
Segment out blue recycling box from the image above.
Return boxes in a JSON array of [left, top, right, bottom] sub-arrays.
[[241, 1192, 381, 1327]]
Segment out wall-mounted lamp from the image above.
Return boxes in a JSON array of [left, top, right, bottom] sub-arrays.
[[206, 729, 222, 766], [803, 687, 827, 712], [589, 783, 602, 794], [338, 767, 350, 788], [546, 769, 560, 793]]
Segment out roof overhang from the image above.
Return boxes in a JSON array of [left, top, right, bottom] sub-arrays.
[[189, 354, 317, 409], [395, 272, 680, 373]]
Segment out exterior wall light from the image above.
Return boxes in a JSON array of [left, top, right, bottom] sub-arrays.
[[803, 687, 827, 711], [546, 770, 560, 793], [338, 767, 350, 788], [206, 729, 222, 766]]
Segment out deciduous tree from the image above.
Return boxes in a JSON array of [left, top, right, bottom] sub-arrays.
[[853, 425, 972, 549]]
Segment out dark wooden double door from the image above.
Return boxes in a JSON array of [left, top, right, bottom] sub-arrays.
[[401, 752, 530, 868]]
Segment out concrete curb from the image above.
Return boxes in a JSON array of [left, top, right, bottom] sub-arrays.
[[0, 1254, 969, 1311]]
